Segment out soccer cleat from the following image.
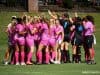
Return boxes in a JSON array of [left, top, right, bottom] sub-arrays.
[[21, 62, 26, 65], [50, 59, 55, 63], [57, 61, 61, 64], [54, 61, 61, 64], [4, 62, 8, 65], [44, 62, 50, 65], [66, 60, 71, 63], [16, 62, 20, 65], [26, 61, 33, 65], [77, 61, 81, 64], [36, 62, 42, 65], [10, 61, 14, 65], [54, 61, 58, 64], [91, 60, 96, 65]]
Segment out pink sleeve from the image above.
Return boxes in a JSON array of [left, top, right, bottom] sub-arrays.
[[86, 22, 94, 32], [29, 24, 33, 30], [89, 23, 94, 32], [61, 26, 64, 32]]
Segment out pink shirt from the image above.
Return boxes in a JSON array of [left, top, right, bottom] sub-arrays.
[[26, 23, 36, 38], [84, 21, 94, 36], [7, 23, 13, 35], [41, 22, 49, 40], [55, 25, 64, 40], [15, 24, 26, 36], [7, 23, 15, 42], [16, 24, 25, 32], [49, 25, 56, 39]]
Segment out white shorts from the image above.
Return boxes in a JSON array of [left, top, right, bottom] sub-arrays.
[[57, 39, 62, 45]]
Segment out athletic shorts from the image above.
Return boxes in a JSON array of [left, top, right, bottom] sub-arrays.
[[8, 37, 15, 46], [48, 38, 56, 47], [39, 34, 49, 46], [18, 36, 25, 45], [26, 35, 34, 47], [84, 35, 93, 49], [14, 34, 25, 46], [75, 35, 83, 46], [64, 34, 70, 42], [40, 39, 49, 46], [56, 38, 62, 45]]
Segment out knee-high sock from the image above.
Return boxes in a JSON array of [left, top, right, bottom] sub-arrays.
[[91, 48, 95, 60], [11, 56, 14, 64], [72, 54, 76, 62], [11, 51, 15, 64], [76, 47, 81, 62], [21, 51, 25, 63], [15, 51, 19, 63], [61, 50, 65, 62], [45, 52, 50, 64], [64, 50, 70, 61], [37, 51, 42, 63]]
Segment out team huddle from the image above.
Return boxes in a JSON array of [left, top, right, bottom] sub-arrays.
[[4, 11, 96, 65]]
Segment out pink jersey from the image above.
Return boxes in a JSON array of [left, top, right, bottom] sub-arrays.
[[55, 25, 64, 40], [14, 23, 26, 45], [33, 23, 41, 41], [16, 24, 26, 35], [26, 23, 35, 47], [39, 22, 49, 46], [41, 22, 49, 40], [84, 21, 94, 36], [36, 22, 43, 38], [26, 23, 35, 38], [47, 25, 56, 46], [7, 23, 16, 45], [49, 25, 56, 39], [7, 23, 15, 38]]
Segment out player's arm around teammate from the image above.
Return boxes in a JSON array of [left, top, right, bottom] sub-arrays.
[[14, 18, 26, 65]]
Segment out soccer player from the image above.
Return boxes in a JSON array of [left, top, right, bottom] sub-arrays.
[[14, 18, 26, 65], [48, 19, 57, 64], [55, 19, 64, 64], [71, 17, 84, 63], [36, 18, 49, 64], [48, 10, 59, 63], [60, 13, 71, 63], [4, 16, 17, 65], [83, 15, 96, 64], [26, 17, 37, 65]]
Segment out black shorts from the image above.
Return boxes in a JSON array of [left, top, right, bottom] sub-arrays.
[[84, 35, 93, 49], [64, 34, 70, 42], [71, 34, 83, 46]]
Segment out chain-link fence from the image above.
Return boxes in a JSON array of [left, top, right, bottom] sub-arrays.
[[0, 0, 28, 11]]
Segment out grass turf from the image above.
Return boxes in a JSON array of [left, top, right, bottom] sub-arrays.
[[0, 12, 100, 75]]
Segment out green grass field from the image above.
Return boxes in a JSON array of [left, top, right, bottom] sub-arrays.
[[0, 12, 100, 75]]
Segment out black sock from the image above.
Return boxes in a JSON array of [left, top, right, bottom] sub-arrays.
[[72, 54, 76, 62], [61, 50, 65, 62], [65, 50, 70, 62], [76, 46, 81, 63], [78, 55, 81, 62]]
